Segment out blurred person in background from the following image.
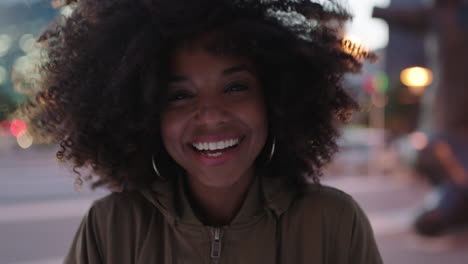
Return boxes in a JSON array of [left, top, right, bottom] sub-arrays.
[[373, 0, 468, 236], [15, 0, 382, 263]]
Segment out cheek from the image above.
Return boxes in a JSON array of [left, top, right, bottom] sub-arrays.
[[242, 98, 268, 141], [160, 112, 183, 154]]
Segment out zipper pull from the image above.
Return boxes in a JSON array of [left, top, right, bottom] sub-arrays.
[[210, 227, 224, 259]]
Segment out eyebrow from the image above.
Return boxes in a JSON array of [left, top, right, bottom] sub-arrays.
[[222, 65, 254, 76], [169, 65, 254, 83]]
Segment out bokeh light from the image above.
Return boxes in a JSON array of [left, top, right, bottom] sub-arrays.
[[363, 75, 376, 94], [400, 67, 433, 95], [10, 119, 27, 137], [19, 34, 35, 54], [342, 35, 371, 60], [363, 72, 389, 95], [345, 0, 390, 51], [373, 72, 389, 94], [408, 84, 427, 96], [60, 5, 75, 17], [344, 34, 363, 46], [409, 132, 429, 150], [16, 132, 33, 149], [0, 34, 13, 57], [0, 120, 11, 138], [13, 56, 31, 73], [12, 48, 43, 95]]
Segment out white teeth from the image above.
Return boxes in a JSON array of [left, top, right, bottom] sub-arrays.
[[209, 142, 216, 150], [192, 138, 240, 151], [217, 141, 225, 150], [206, 152, 222, 157]]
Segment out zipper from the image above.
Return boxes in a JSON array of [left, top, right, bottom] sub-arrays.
[[210, 227, 224, 262]]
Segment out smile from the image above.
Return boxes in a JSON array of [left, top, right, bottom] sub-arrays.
[[190, 136, 243, 159]]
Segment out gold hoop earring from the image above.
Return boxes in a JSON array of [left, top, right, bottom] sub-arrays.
[[268, 137, 276, 162], [152, 154, 166, 181]]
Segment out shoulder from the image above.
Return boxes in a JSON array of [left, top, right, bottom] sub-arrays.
[[88, 191, 157, 226], [276, 185, 382, 264], [286, 184, 371, 231], [295, 184, 360, 215], [286, 185, 383, 263], [92, 190, 149, 211], [302, 184, 353, 203], [91, 191, 146, 212], [298, 185, 379, 243], [66, 192, 160, 263]]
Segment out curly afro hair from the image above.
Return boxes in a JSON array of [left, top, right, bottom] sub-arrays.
[[17, 0, 373, 191]]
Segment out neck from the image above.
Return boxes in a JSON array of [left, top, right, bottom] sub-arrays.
[[185, 171, 255, 226]]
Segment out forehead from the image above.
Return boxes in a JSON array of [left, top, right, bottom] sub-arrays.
[[169, 35, 256, 75]]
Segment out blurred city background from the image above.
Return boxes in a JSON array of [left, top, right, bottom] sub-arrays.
[[1, 0, 468, 263]]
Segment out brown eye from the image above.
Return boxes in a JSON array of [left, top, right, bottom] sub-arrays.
[[167, 91, 194, 102], [225, 83, 249, 93]]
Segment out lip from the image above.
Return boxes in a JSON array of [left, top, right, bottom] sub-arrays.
[[188, 135, 245, 166]]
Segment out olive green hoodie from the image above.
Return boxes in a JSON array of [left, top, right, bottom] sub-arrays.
[[64, 175, 383, 264]]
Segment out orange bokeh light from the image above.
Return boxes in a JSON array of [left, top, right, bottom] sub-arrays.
[[400, 67, 433, 95]]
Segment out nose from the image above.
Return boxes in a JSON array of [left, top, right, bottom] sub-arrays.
[[194, 96, 228, 127]]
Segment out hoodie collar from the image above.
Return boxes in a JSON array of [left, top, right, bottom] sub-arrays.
[[140, 173, 294, 227]]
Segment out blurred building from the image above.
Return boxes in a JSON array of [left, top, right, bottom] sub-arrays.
[[385, 0, 427, 81], [376, 0, 428, 136]]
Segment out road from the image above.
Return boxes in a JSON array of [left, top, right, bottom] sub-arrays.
[[1, 147, 468, 264]]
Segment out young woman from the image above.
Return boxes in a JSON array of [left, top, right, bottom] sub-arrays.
[[19, 0, 382, 263]]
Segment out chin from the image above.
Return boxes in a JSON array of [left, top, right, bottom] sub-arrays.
[[189, 168, 251, 188]]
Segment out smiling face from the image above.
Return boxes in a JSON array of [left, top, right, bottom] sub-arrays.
[[159, 40, 268, 188]]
